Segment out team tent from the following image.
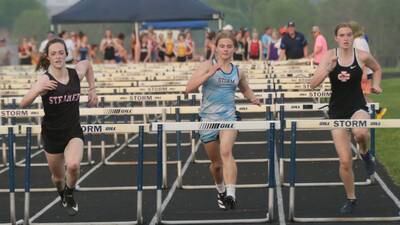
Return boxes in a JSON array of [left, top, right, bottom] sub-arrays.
[[51, 0, 222, 28]]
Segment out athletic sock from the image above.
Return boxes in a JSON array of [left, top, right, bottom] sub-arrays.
[[226, 184, 236, 200], [216, 182, 226, 194]]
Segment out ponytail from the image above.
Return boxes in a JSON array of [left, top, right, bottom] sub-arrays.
[[35, 53, 50, 71]]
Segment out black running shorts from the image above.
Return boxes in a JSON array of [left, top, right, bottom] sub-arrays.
[[41, 124, 84, 154], [328, 106, 369, 119]]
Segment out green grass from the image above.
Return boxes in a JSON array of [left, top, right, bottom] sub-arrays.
[[383, 67, 400, 73], [370, 78, 400, 185]]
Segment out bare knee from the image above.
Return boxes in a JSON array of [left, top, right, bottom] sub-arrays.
[[66, 162, 80, 173], [339, 158, 353, 172], [353, 131, 369, 143], [52, 174, 64, 182], [219, 148, 233, 160], [209, 161, 222, 173]]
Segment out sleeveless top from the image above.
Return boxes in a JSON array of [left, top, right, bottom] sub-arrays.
[[41, 68, 81, 130], [249, 40, 260, 57], [199, 59, 239, 120], [176, 42, 187, 57], [165, 39, 174, 55], [79, 46, 89, 61], [328, 48, 366, 115], [104, 39, 115, 60]]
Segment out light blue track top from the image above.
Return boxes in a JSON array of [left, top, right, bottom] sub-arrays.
[[199, 60, 240, 121]]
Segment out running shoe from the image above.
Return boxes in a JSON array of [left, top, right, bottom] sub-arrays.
[[217, 191, 226, 210], [62, 186, 79, 216], [361, 151, 376, 177], [224, 195, 237, 210], [340, 199, 357, 214]]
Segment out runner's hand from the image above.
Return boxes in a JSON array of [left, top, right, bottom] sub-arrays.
[[34, 76, 57, 94], [250, 97, 261, 106], [87, 88, 98, 107], [371, 85, 382, 94]]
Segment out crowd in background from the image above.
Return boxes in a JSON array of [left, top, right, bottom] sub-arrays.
[[0, 20, 373, 67]]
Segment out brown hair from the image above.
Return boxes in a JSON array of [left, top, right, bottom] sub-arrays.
[[215, 30, 236, 47], [334, 22, 353, 36], [36, 38, 68, 71]]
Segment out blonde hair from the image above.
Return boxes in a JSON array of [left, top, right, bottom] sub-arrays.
[[215, 30, 236, 46], [348, 20, 364, 38]]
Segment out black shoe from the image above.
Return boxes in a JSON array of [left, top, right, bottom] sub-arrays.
[[217, 191, 226, 210], [224, 195, 237, 210], [340, 199, 357, 214], [361, 151, 376, 177], [58, 190, 64, 204], [63, 186, 78, 216]]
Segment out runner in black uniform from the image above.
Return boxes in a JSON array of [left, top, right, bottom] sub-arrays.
[[310, 23, 382, 214], [20, 38, 98, 216]]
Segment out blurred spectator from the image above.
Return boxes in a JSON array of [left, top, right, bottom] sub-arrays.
[[59, 30, 76, 64], [280, 21, 308, 60], [115, 33, 128, 63], [39, 31, 55, 53], [204, 30, 215, 60], [139, 32, 151, 62], [100, 29, 116, 64], [268, 29, 280, 61], [157, 33, 166, 62], [165, 30, 175, 62], [18, 37, 33, 65], [77, 34, 90, 61], [261, 26, 272, 60], [248, 31, 262, 60], [0, 37, 11, 66], [223, 24, 234, 32], [130, 32, 137, 62], [242, 28, 250, 60], [233, 31, 245, 61], [185, 31, 195, 61], [175, 33, 191, 62], [350, 21, 373, 101], [29, 37, 39, 65], [89, 44, 100, 64], [310, 26, 328, 65]]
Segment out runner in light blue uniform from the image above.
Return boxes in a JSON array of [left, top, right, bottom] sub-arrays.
[[199, 58, 240, 143], [186, 31, 260, 211]]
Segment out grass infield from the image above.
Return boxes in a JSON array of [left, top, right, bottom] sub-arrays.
[[370, 77, 400, 185]]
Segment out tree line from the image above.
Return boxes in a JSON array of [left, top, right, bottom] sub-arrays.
[[0, 0, 398, 67]]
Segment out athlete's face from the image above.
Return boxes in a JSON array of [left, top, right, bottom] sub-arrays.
[[335, 27, 353, 49], [216, 38, 235, 60], [47, 42, 66, 69]]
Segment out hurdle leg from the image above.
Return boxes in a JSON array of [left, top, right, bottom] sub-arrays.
[[101, 137, 106, 163], [162, 108, 167, 188], [8, 128, 16, 225], [2, 141, 6, 166], [87, 137, 93, 165], [23, 127, 32, 225]]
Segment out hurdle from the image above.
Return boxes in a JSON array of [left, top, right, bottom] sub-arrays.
[[278, 103, 380, 187], [0, 106, 183, 189], [152, 120, 278, 224], [8, 124, 147, 225], [287, 119, 400, 222], [0, 126, 17, 225], [0, 107, 164, 167]]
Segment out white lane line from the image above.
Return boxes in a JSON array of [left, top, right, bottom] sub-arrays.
[[26, 134, 138, 223], [149, 140, 201, 225], [0, 149, 44, 175], [274, 145, 287, 225]]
